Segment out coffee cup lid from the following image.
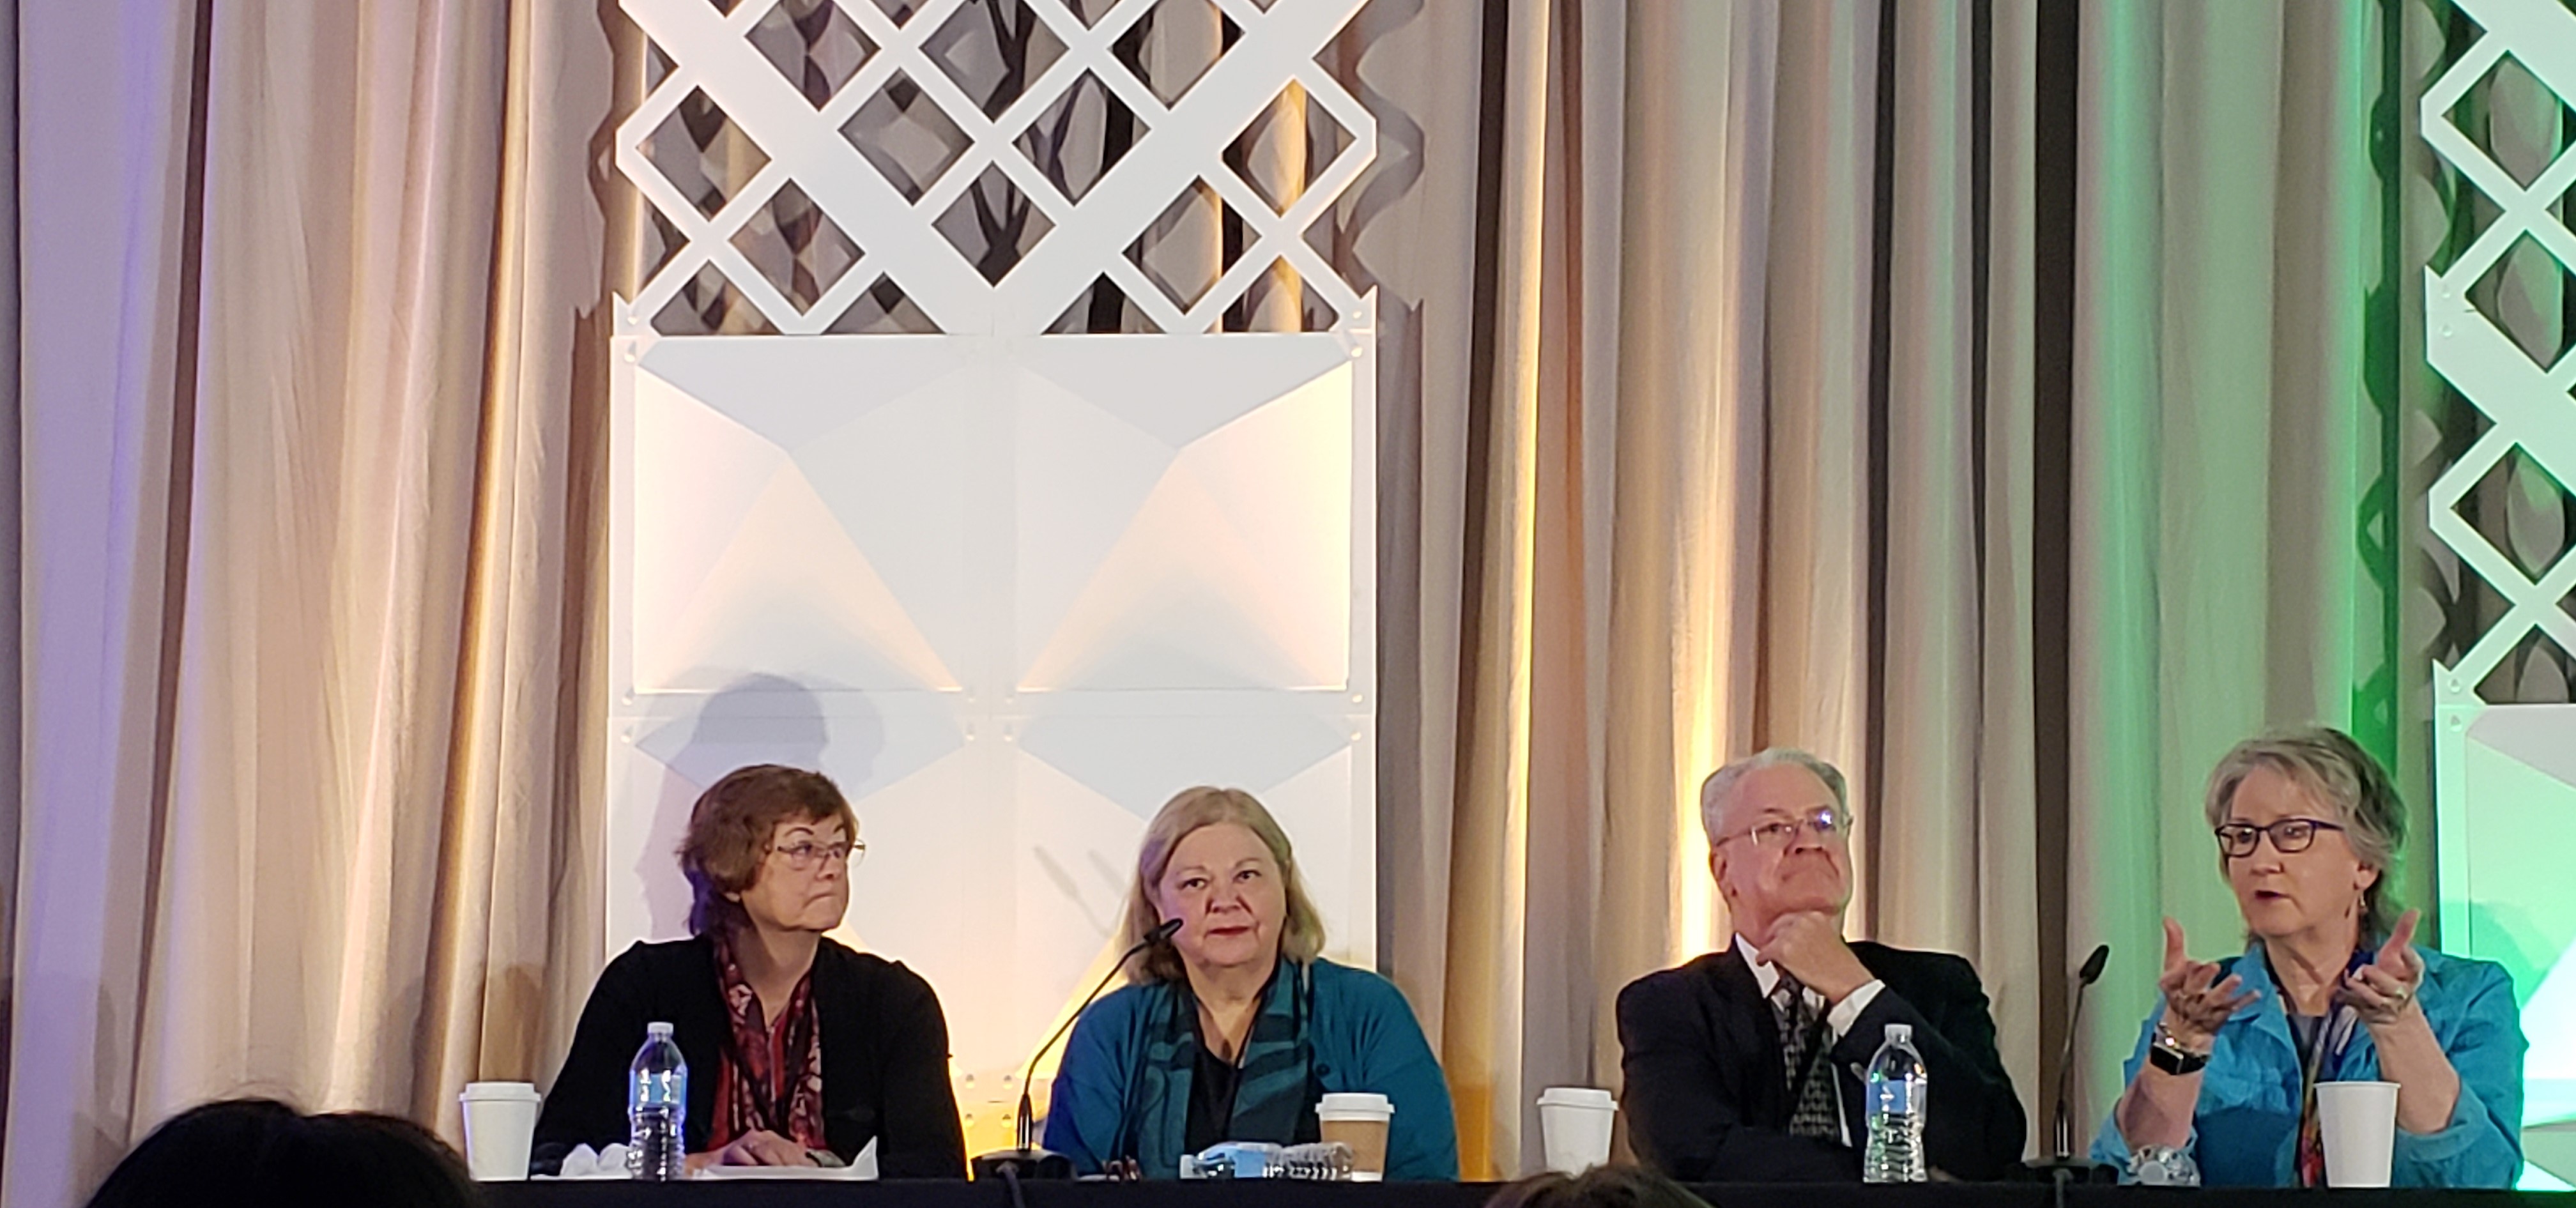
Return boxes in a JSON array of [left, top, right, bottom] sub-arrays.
[[461, 1082, 542, 1102], [1317, 1091, 1393, 1117], [1535, 1087, 1615, 1109]]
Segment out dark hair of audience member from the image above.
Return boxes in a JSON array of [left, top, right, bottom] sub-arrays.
[[84, 1097, 483, 1208], [1486, 1165, 1715, 1208]]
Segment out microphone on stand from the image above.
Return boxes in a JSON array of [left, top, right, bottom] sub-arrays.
[[2021, 943, 2118, 1186], [972, 918, 1185, 1182]]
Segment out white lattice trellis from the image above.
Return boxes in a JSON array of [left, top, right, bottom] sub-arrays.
[[618, 0, 1374, 335], [2421, 0, 2576, 1182]]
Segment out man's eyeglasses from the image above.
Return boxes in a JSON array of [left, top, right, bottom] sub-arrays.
[[770, 839, 864, 871], [2212, 818, 2342, 858], [1716, 809, 1849, 850]]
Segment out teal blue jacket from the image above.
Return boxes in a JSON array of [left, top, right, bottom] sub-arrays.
[[1041, 958, 1460, 1179], [2091, 943, 2524, 1187]]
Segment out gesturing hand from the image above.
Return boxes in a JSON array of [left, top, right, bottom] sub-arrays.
[[2158, 917, 2258, 1048], [2341, 908, 2425, 1028]]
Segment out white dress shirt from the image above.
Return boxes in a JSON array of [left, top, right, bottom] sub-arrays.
[[1735, 934, 1887, 1146]]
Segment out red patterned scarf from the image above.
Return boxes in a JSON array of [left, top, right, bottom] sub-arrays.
[[710, 928, 827, 1152]]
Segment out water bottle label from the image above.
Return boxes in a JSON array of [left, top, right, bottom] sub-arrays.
[[1872, 1080, 1915, 1114]]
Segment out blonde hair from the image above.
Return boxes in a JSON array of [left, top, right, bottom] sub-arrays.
[[2203, 726, 2406, 938], [1123, 786, 1326, 983]]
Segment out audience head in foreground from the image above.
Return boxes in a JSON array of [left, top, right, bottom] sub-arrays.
[[532, 763, 968, 1175], [1616, 747, 2027, 1182], [1484, 1164, 1713, 1208], [1042, 786, 1460, 1179], [85, 1097, 479, 1208], [2095, 726, 2524, 1187]]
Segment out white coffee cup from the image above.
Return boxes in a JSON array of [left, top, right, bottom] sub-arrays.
[[1317, 1092, 1396, 1181], [1535, 1087, 1617, 1175], [2316, 1080, 2400, 1188], [459, 1082, 544, 1181]]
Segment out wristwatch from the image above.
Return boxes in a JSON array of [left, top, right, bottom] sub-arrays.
[[2147, 1021, 2210, 1076]]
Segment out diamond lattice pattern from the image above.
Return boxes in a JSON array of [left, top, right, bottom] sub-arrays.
[[2423, 0, 2576, 705], [618, 0, 1374, 335]]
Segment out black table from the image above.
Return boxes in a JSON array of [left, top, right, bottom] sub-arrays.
[[484, 1181, 2565, 1208]]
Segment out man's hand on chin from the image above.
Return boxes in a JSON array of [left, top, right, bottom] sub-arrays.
[[1758, 912, 1874, 1003]]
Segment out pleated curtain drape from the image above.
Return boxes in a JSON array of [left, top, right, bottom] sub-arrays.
[[0, 0, 2419, 1201], [4, 5, 621, 1206]]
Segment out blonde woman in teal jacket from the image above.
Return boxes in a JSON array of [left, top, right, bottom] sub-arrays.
[[2092, 729, 2523, 1188], [1042, 786, 1458, 1180]]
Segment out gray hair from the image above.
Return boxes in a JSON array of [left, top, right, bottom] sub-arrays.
[[2203, 726, 2405, 938], [1699, 747, 1851, 850]]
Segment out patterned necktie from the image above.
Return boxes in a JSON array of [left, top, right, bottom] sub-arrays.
[[1772, 972, 1841, 1140]]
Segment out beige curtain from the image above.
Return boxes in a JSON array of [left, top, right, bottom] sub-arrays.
[[4, 5, 618, 1204]]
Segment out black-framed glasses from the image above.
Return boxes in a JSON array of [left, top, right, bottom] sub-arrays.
[[770, 839, 864, 871], [1717, 808, 1849, 850], [2213, 818, 2343, 858]]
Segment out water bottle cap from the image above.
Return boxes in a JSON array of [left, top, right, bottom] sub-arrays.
[[1885, 1023, 1911, 1043], [647, 1021, 675, 1037]]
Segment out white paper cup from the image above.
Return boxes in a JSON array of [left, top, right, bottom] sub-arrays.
[[1317, 1092, 1395, 1181], [1535, 1087, 1617, 1175], [2316, 1080, 2399, 1188], [459, 1082, 544, 1181]]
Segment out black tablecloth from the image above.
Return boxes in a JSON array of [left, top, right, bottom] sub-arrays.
[[484, 1179, 2563, 1208]]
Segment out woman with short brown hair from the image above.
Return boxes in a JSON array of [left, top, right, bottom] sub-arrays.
[[533, 765, 965, 1175]]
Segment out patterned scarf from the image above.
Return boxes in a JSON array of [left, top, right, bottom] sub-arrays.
[[2291, 949, 2372, 1188], [1122, 961, 1319, 1177], [711, 928, 827, 1152]]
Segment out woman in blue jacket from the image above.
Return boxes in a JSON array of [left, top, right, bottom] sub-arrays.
[[1043, 786, 1459, 1179], [2092, 728, 2524, 1187]]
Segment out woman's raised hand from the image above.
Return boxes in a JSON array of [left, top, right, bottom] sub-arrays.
[[2158, 916, 2259, 1047], [2342, 908, 2425, 1027]]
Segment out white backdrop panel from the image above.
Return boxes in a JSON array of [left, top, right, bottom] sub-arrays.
[[607, 326, 1377, 1136]]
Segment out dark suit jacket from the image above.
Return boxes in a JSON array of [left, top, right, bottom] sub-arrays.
[[1617, 941, 2027, 1182], [532, 935, 967, 1177]]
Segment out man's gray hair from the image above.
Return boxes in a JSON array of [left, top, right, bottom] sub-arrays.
[[1699, 747, 1851, 849]]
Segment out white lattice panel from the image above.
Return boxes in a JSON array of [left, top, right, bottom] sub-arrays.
[[618, 0, 1374, 335], [606, 0, 1377, 1148], [2421, 0, 2576, 1183]]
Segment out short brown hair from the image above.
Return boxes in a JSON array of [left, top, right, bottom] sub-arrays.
[[678, 765, 858, 935], [2204, 726, 2407, 938], [1123, 786, 1326, 983]]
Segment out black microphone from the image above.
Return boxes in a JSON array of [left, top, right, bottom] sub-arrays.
[[2054, 944, 2110, 1159], [2021, 943, 2118, 1186], [971, 918, 1184, 1182]]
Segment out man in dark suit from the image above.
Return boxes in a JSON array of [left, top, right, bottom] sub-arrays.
[[1617, 749, 2027, 1181]]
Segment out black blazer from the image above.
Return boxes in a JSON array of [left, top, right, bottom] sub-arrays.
[[1616, 941, 2027, 1182], [533, 935, 967, 1177]]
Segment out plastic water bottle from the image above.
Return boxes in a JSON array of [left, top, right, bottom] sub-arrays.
[[1862, 1022, 1928, 1183], [627, 1021, 687, 1181]]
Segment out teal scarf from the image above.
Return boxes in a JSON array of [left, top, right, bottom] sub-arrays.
[[1123, 961, 1319, 1177]]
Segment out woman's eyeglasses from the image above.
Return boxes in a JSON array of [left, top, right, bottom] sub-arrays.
[[770, 839, 864, 871], [2212, 818, 2342, 858]]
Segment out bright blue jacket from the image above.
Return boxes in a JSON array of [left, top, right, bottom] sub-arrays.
[[1042, 958, 1460, 1179], [2091, 943, 2524, 1187]]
